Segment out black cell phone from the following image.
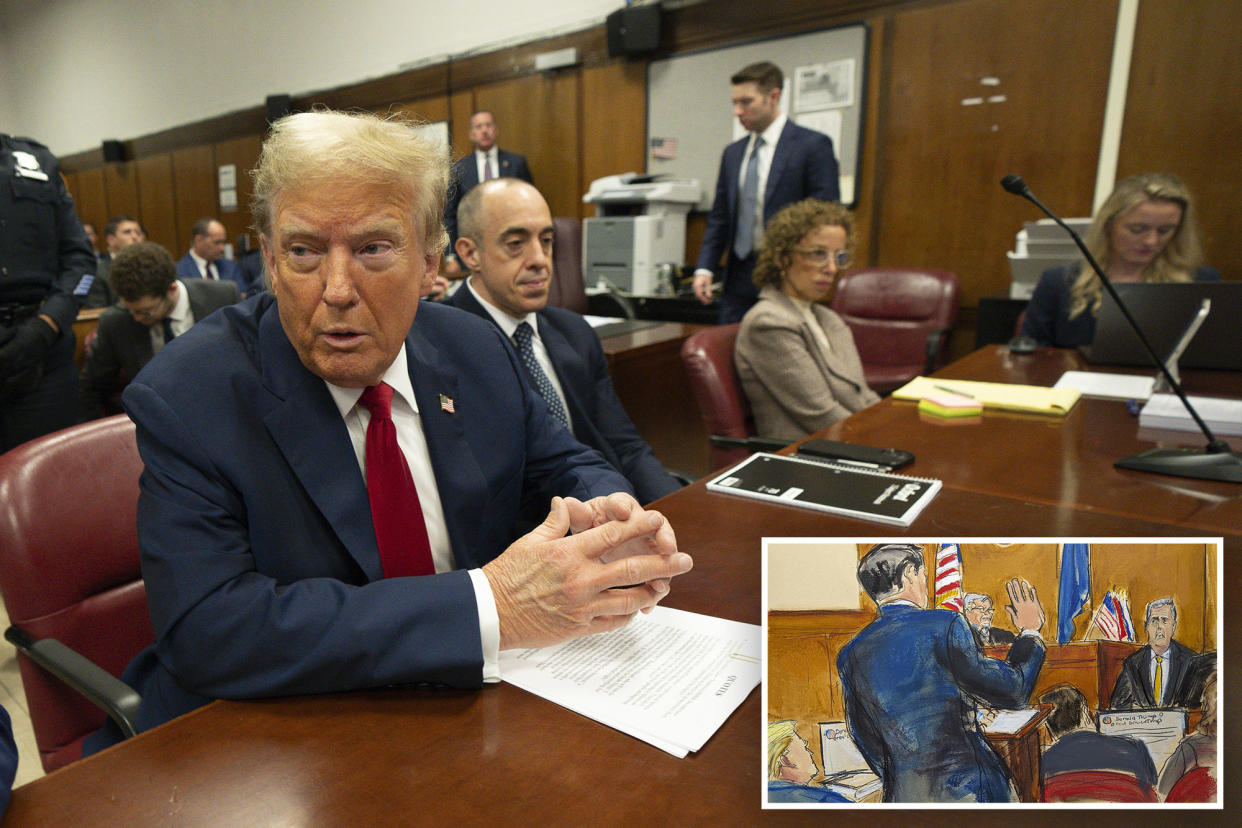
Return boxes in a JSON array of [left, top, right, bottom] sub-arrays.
[[796, 439, 915, 470]]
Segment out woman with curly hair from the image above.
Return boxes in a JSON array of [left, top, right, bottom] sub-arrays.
[[1021, 173, 1219, 347], [734, 199, 878, 441]]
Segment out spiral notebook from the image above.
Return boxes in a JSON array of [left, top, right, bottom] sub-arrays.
[[705, 452, 941, 527]]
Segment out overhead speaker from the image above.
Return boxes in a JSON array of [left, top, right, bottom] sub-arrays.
[[101, 140, 126, 163], [265, 94, 293, 125], [606, 5, 661, 57]]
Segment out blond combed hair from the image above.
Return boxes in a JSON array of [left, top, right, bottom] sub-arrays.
[[766, 719, 800, 780], [1067, 172, 1203, 320], [250, 108, 450, 257]]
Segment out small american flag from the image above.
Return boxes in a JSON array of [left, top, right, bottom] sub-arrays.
[[934, 542, 964, 612], [439, 393, 455, 414], [650, 136, 678, 160], [1095, 588, 1136, 642]]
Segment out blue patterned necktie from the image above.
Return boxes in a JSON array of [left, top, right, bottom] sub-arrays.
[[733, 135, 764, 259], [512, 321, 569, 428]]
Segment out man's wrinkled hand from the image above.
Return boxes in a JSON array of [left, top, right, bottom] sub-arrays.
[[483, 496, 692, 650]]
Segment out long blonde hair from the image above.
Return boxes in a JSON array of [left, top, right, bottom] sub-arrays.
[[1067, 173, 1203, 320]]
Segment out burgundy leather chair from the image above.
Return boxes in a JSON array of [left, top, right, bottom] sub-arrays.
[[1041, 770, 1158, 803], [829, 267, 960, 394], [680, 324, 764, 472], [549, 217, 588, 314], [1164, 765, 1217, 803], [0, 414, 151, 771]]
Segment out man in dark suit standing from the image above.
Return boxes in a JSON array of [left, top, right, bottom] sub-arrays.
[[80, 241, 239, 419], [446, 178, 680, 505], [443, 110, 533, 275], [1109, 597, 1200, 709], [837, 544, 1046, 802], [83, 214, 146, 308], [692, 62, 841, 324], [86, 110, 690, 752], [175, 217, 254, 295]]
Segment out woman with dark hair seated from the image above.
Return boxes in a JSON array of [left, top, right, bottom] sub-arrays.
[[1021, 172, 1219, 347], [734, 199, 878, 442]]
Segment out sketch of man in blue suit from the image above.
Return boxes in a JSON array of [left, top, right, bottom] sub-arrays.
[[837, 544, 1046, 802]]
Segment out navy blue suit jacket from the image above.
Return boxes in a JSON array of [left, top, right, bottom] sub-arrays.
[[175, 252, 255, 296], [445, 286, 679, 504], [1021, 264, 1221, 347], [90, 294, 628, 747], [837, 603, 1045, 802], [445, 150, 534, 251], [695, 120, 840, 302]]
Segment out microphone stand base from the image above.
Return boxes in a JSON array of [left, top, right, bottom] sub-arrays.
[[1116, 447, 1242, 483]]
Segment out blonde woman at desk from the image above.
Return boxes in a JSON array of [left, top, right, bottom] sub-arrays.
[[1021, 172, 1219, 347], [734, 199, 878, 442]]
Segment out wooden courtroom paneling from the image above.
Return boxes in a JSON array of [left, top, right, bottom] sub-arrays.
[[170, 145, 220, 253], [1118, 0, 1242, 281], [103, 162, 141, 226], [476, 73, 581, 221], [387, 94, 450, 127], [873, 0, 1117, 307], [448, 92, 477, 160], [134, 153, 178, 253], [213, 134, 263, 249], [581, 61, 647, 218], [66, 167, 107, 233]]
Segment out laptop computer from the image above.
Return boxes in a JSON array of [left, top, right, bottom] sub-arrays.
[[1079, 281, 1242, 370]]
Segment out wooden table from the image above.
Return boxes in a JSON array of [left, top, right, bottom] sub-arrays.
[[600, 321, 710, 479], [986, 704, 1052, 803], [6, 346, 1238, 825]]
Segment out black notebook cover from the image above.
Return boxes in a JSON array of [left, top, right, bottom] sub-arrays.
[[705, 453, 941, 527]]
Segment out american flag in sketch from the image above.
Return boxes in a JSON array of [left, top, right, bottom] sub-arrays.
[[934, 542, 964, 612], [1095, 588, 1136, 642]]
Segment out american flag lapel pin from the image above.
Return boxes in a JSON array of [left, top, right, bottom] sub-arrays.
[[439, 393, 456, 414]]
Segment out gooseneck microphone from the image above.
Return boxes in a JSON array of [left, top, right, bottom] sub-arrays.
[[1001, 175, 1242, 483]]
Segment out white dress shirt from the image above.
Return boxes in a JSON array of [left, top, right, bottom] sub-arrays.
[[464, 277, 574, 431], [475, 148, 499, 183], [735, 113, 787, 253], [188, 249, 218, 279], [151, 280, 194, 352], [325, 345, 501, 682]]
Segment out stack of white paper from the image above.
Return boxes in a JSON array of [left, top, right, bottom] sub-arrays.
[[1139, 393, 1242, 436], [500, 606, 760, 757], [1054, 370, 1155, 401]]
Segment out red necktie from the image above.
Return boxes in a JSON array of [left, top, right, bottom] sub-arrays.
[[204, 262, 215, 279], [358, 383, 434, 577]]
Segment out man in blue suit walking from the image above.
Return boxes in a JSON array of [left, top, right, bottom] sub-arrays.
[[693, 62, 841, 324], [837, 544, 1046, 802]]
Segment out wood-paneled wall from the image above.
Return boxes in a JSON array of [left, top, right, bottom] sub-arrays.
[[59, 0, 1240, 345]]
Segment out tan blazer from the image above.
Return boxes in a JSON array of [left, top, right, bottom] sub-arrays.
[[734, 286, 879, 442]]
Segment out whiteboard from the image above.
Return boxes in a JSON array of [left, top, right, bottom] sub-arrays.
[[646, 24, 868, 209]]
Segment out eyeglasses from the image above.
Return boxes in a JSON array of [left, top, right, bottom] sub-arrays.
[[124, 294, 173, 322], [793, 248, 852, 268]]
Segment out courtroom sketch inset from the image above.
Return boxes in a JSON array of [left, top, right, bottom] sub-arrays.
[[762, 540, 1220, 807]]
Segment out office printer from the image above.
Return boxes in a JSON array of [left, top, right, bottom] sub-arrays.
[[582, 173, 700, 296]]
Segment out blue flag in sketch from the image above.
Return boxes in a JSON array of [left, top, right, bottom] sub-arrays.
[[1056, 543, 1091, 643]]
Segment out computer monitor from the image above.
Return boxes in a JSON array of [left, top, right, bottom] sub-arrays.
[[1079, 282, 1242, 370]]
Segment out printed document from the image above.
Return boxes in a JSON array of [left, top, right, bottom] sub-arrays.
[[500, 606, 760, 757]]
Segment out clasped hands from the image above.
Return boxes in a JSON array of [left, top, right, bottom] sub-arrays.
[[483, 492, 691, 650]]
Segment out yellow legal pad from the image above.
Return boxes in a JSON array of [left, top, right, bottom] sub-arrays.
[[893, 376, 1082, 417]]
